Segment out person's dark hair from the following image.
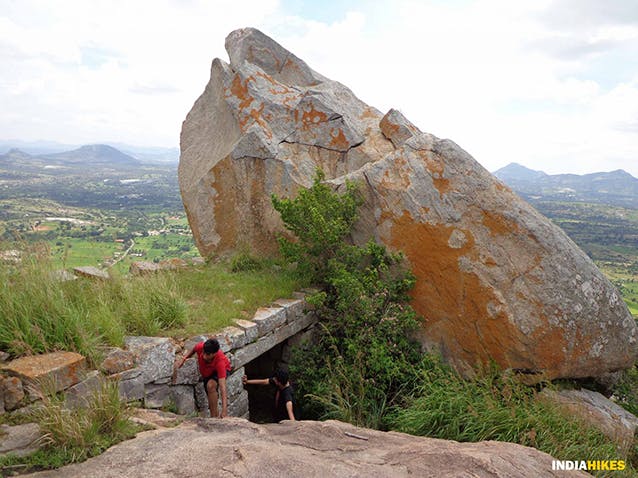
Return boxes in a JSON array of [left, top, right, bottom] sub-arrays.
[[274, 368, 289, 385], [203, 338, 220, 354]]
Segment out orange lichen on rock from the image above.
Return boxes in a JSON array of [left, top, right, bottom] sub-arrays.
[[529, 312, 569, 372], [329, 128, 349, 150], [360, 107, 379, 120], [229, 74, 255, 110], [300, 103, 328, 128], [379, 117, 400, 140], [209, 156, 240, 253], [379, 155, 411, 190], [481, 210, 521, 237], [416, 151, 451, 195], [389, 211, 526, 369]]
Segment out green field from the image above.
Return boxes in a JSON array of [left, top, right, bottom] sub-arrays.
[[600, 264, 638, 316], [0, 196, 198, 274]]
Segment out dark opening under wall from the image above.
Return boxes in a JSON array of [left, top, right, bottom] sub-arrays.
[[244, 342, 286, 423]]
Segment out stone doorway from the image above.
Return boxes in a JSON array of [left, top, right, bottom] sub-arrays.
[[244, 342, 286, 423]]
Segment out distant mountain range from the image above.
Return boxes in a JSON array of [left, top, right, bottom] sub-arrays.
[[493, 163, 638, 208], [0, 140, 179, 164], [0, 144, 143, 172]]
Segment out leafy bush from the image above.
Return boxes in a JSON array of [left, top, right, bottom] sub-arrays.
[[230, 252, 263, 272], [274, 171, 423, 428], [272, 169, 361, 285]]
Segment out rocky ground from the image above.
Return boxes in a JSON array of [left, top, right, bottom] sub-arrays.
[[24, 417, 587, 478]]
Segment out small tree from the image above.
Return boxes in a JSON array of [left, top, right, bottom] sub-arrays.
[[272, 170, 423, 429], [271, 169, 360, 285]]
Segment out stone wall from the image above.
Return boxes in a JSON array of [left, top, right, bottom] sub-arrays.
[[111, 294, 317, 418], [0, 294, 316, 420]]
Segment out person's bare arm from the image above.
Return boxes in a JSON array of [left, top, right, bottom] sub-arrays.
[[177, 346, 195, 368], [219, 377, 228, 418], [285, 400, 295, 421], [242, 375, 269, 386]]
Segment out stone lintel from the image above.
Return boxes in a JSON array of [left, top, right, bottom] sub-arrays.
[[272, 298, 306, 323], [234, 320, 259, 343], [251, 307, 286, 335]]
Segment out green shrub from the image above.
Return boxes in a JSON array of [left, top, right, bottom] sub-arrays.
[[272, 169, 361, 285], [274, 171, 423, 428], [230, 252, 263, 272]]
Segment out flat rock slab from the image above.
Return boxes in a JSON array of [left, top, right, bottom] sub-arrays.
[[73, 266, 109, 280], [0, 423, 42, 458], [23, 418, 586, 477], [130, 408, 183, 429], [100, 348, 135, 375], [2, 352, 86, 395], [129, 261, 160, 275], [541, 388, 638, 452]]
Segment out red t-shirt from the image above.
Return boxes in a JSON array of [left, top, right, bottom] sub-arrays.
[[194, 342, 231, 379]]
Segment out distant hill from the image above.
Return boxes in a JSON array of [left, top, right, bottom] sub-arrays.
[[0, 144, 144, 174], [494, 163, 638, 208], [43, 144, 140, 167], [0, 141, 179, 164]]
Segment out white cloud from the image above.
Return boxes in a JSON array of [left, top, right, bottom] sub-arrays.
[[0, 0, 637, 177]]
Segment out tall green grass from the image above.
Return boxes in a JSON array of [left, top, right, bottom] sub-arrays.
[[0, 379, 139, 473], [0, 248, 299, 364], [388, 357, 635, 477]]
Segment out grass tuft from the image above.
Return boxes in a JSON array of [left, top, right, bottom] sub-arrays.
[[0, 379, 139, 474]]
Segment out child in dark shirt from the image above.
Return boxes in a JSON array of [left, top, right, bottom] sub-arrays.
[[242, 368, 296, 421]]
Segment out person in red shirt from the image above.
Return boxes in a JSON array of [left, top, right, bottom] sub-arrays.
[[177, 338, 231, 418]]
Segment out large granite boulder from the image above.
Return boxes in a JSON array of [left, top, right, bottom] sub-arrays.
[[179, 27, 637, 380]]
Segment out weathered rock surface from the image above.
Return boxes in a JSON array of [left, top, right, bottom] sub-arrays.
[[179, 27, 637, 380], [24, 418, 587, 477], [2, 352, 86, 396], [0, 423, 42, 458], [65, 370, 101, 409], [541, 388, 638, 452], [72, 266, 109, 280], [99, 347, 135, 375], [124, 336, 175, 384], [129, 261, 160, 275], [1, 376, 25, 411]]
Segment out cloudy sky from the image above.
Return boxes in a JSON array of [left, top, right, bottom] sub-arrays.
[[1, 0, 637, 175]]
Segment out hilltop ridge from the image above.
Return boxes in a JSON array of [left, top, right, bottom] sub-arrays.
[[494, 162, 638, 207]]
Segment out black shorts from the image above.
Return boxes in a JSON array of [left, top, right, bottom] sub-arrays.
[[203, 373, 219, 391], [203, 367, 231, 391]]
